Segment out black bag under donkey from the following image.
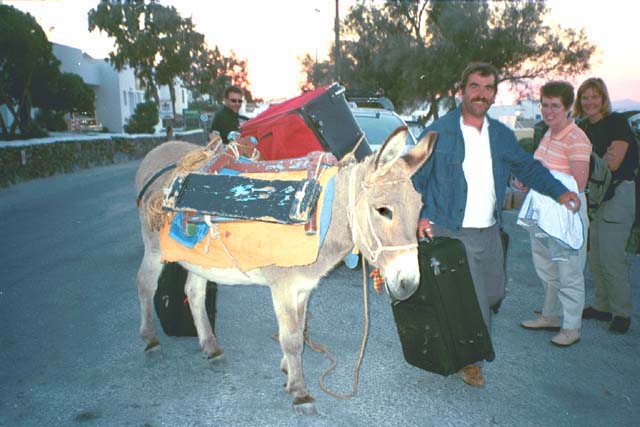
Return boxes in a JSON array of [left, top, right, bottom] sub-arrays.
[[391, 238, 495, 376], [154, 262, 217, 337]]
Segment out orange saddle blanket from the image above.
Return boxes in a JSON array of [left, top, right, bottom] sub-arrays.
[[159, 165, 338, 272]]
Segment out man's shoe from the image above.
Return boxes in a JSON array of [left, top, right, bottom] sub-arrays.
[[551, 329, 581, 347], [520, 316, 561, 331], [609, 316, 630, 334], [459, 364, 484, 388], [582, 306, 612, 321]]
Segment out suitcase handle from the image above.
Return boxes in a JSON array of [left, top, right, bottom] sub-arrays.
[[430, 257, 442, 276]]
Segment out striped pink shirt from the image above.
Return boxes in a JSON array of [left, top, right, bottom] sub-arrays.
[[534, 122, 591, 175]]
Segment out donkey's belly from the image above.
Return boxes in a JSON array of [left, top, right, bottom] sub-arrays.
[[181, 262, 268, 286]]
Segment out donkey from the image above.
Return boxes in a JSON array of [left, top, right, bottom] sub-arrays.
[[134, 128, 436, 411]]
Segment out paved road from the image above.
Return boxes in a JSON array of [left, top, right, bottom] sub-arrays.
[[0, 161, 638, 427]]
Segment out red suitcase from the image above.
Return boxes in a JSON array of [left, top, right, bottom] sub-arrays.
[[240, 83, 371, 161]]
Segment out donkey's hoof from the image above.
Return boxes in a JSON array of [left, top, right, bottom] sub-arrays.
[[144, 338, 160, 352], [206, 347, 224, 360], [293, 396, 317, 416]]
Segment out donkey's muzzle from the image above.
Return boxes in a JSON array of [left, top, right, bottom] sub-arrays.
[[387, 275, 419, 302], [383, 251, 420, 302]]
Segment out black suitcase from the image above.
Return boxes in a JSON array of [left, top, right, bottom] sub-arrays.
[[153, 262, 217, 337], [302, 83, 372, 161], [391, 238, 495, 376]]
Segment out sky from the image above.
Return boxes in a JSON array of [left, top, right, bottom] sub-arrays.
[[4, 0, 640, 103]]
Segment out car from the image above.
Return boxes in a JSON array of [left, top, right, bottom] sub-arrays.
[[345, 90, 396, 111], [405, 119, 426, 141], [351, 107, 421, 152], [628, 112, 640, 134]]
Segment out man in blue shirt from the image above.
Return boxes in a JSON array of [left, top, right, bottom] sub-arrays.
[[412, 62, 580, 387]]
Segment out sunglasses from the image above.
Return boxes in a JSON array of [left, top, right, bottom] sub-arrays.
[[228, 99, 243, 104]]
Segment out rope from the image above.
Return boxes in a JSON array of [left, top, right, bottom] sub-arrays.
[[144, 191, 166, 232], [339, 133, 366, 164], [142, 141, 222, 232], [203, 215, 251, 279], [304, 254, 370, 399]]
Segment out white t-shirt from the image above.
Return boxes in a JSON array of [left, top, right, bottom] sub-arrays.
[[460, 117, 496, 228]]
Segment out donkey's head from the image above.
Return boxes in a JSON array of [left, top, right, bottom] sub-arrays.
[[349, 128, 436, 301]]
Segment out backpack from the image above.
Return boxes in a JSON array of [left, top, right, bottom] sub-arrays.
[[586, 152, 612, 216], [153, 262, 217, 337]]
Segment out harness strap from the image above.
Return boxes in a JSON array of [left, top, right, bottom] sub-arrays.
[[136, 162, 178, 207], [347, 166, 417, 264]]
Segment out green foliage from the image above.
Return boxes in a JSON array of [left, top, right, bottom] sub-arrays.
[[517, 137, 536, 154], [621, 110, 640, 119], [124, 101, 159, 134], [184, 45, 254, 103], [51, 73, 95, 114], [187, 100, 215, 112], [35, 109, 67, 132], [303, 1, 596, 119], [0, 4, 59, 138]]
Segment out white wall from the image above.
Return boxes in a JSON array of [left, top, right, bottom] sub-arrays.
[[52, 44, 101, 86], [8, 42, 194, 134]]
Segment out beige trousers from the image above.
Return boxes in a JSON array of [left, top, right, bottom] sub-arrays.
[[531, 193, 588, 330]]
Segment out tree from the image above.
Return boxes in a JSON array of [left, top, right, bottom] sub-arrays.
[[88, 0, 204, 118], [184, 45, 254, 104], [34, 72, 96, 115], [0, 5, 94, 139], [306, 0, 595, 121], [0, 4, 59, 138], [124, 101, 158, 134], [299, 53, 334, 92], [34, 72, 96, 131]]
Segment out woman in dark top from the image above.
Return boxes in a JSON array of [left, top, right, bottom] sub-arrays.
[[575, 78, 638, 334]]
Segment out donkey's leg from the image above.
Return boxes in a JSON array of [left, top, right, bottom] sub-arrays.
[[279, 288, 312, 374], [136, 252, 163, 351], [271, 283, 314, 406], [184, 273, 224, 359]]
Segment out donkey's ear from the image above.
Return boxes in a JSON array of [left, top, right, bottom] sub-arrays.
[[374, 126, 408, 173], [401, 131, 437, 177]]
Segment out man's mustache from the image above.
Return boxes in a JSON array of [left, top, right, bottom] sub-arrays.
[[471, 97, 490, 103]]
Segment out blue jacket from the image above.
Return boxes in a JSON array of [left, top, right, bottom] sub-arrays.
[[412, 108, 568, 230]]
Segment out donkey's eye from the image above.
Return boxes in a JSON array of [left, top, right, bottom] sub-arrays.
[[376, 206, 393, 220]]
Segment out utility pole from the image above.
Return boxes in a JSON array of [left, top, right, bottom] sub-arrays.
[[334, 0, 340, 83]]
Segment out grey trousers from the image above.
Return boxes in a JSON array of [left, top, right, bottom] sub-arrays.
[[588, 180, 636, 318], [431, 222, 505, 330], [530, 193, 588, 330]]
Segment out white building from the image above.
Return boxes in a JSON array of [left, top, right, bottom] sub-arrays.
[[1, 43, 191, 133], [489, 98, 542, 129]]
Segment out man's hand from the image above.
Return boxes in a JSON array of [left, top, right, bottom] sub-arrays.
[[417, 218, 433, 239], [511, 177, 529, 192], [557, 191, 580, 213]]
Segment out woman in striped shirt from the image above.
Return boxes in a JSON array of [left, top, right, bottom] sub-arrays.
[[520, 81, 592, 347]]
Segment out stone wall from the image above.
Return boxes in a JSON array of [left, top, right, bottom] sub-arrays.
[[0, 130, 207, 187]]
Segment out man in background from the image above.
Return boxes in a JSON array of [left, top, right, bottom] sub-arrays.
[[210, 85, 249, 144]]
